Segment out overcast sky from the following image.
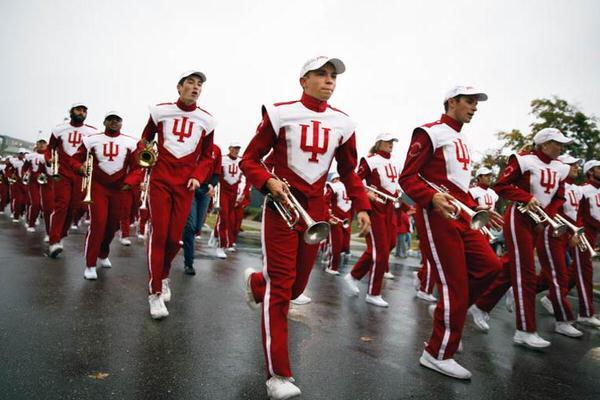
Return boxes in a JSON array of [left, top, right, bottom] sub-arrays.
[[1, 0, 598, 166]]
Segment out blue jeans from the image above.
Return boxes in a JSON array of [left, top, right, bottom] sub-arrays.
[[182, 185, 211, 267], [395, 233, 411, 257]]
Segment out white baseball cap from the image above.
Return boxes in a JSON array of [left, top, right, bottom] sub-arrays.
[[558, 154, 581, 165], [330, 173, 340, 181], [533, 128, 572, 145], [179, 70, 207, 83], [444, 86, 488, 102], [375, 132, 398, 142], [18, 147, 29, 154], [299, 56, 345, 78], [229, 141, 241, 148], [104, 110, 123, 120], [70, 102, 87, 110], [583, 160, 600, 175], [475, 167, 493, 176]]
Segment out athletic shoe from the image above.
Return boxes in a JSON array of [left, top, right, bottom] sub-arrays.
[[416, 291, 437, 302], [266, 375, 301, 400], [577, 315, 600, 328], [12, 218, 19, 223], [26, 227, 35, 232], [324, 267, 340, 276], [243, 268, 259, 310], [383, 271, 395, 280], [505, 287, 514, 313], [540, 295, 554, 315], [70, 224, 78, 231], [365, 294, 389, 308], [43, 235, 49, 243], [98, 258, 112, 268], [469, 305, 490, 332], [419, 350, 472, 380], [137, 233, 146, 240], [184, 265, 196, 275], [148, 294, 168, 319], [120, 237, 131, 246], [291, 293, 312, 305], [207, 232, 216, 248], [555, 322, 583, 338], [412, 271, 420, 291], [215, 247, 227, 259], [343, 273, 360, 296], [513, 330, 550, 349], [227, 246, 236, 252], [48, 243, 63, 258], [161, 279, 171, 302], [84, 266, 97, 280]]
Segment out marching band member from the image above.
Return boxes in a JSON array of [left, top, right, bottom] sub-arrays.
[[71, 111, 140, 280], [468, 167, 499, 210], [493, 128, 571, 348], [394, 205, 412, 259], [241, 56, 371, 399], [6, 150, 29, 223], [345, 133, 399, 307], [139, 70, 216, 319], [325, 173, 352, 275], [413, 237, 437, 302], [0, 158, 9, 214], [46, 103, 98, 258], [398, 86, 501, 379], [23, 141, 50, 232], [213, 142, 243, 259], [232, 174, 251, 245]]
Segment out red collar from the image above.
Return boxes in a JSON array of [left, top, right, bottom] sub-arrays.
[[70, 121, 83, 128], [301, 93, 328, 112], [477, 183, 489, 189], [375, 150, 391, 159], [565, 177, 575, 184], [104, 130, 120, 138], [176, 98, 197, 112], [588, 179, 600, 189], [533, 149, 553, 164], [228, 154, 238, 160], [441, 114, 463, 132]]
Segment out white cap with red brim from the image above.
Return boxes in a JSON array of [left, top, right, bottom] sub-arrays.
[[444, 86, 488, 102], [179, 70, 207, 83], [533, 128, 572, 145], [299, 56, 345, 78]]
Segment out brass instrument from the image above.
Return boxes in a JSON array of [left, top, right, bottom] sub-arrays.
[[81, 152, 94, 204], [419, 174, 490, 230], [7, 176, 17, 185], [22, 172, 30, 185], [516, 203, 567, 237], [37, 174, 48, 185], [139, 169, 150, 210], [329, 210, 350, 229], [212, 183, 221, 214], [50, 149, 60, 180], [554, 214, 597, 256], [137, 141, 158, 168], [365, 185, 402, 208]]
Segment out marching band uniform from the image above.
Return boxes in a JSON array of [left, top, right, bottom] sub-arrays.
[[23, 151, 48, 231], [214, 145, 243, 257], [325, 176, 352, 274], [232, 174, 251, 244], [0, 162, 9, 213], [6, 154, 28, 222]]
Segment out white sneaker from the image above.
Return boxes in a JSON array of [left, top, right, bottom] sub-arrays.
[[324, 267, 340, 276], [120, 237, 131, 246], [540, 295, 554, 315], [416, 291, 437, 302], [84, 266, 97, 280], [98, 258, 112, 268], [161, 278, 171, 302], [215, 247, 227, 259], [207, 232, 216, 248], [555, 322, 583, 338], [577, 315, 600, 328], [419, 350, 472, 380], [383, 271, 395, 280], [513, 330, 551, 349], [344, 273, 360, 296], [428, 304, 436, 318], [505, 287, 514, 313], [12, 218, 19, 223], [265, 375, 301, 400], [70, 224, 78, 231], [243, 268, 259, 310], [227, 246, 236, 252], [43, 235, 50, 243], [412, 271, 420, 291], [48, 243, 63, 258], [137, 233, 146, 240], [469, 305, 490, 332], [365, 294, 389, 307], [195, 235, 202, 242], [26, 227, 35, 232], [148, 294, 168, 319], [291, 293, 312, 305]]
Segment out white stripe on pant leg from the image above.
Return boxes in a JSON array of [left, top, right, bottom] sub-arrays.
[[543, 226, 567, 321], [510, 206, 527, 331], [574, 249, 591, 316], [327, 230, 333, 269], [147, 186, 154, 293], [367, 233, 377, 295], [83, 204, 92, 264], [425, 259, 432, 292], [423, 210, 451, 360], [260, 201, 275, 376]]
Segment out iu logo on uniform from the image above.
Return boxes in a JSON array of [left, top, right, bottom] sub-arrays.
[[484, 194, 493, 207], [384, 164, 398, 183], [68, 131, 82, 148], [453, 139, 470, 170], [299, 120, 330, 163], [342, 190, 350, 204], [172, 117, 195, 143], [539, 168, 557, 194], [567, 191, 578, 209], [102, 142, 119, 161], [228, 164, 239, 177], [595, 193, 600, 207]]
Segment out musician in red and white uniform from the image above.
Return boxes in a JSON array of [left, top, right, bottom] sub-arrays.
[[345, 133, 399, 307], [570, 160, 600, 327], [468, 167, 499, 210], [23, 140, 53, 233], [46, 103, 98, 258], [71, 111, 140, 280], [324, 173, 352, 275], [213, 142, 243, 258], [139, 70, 216, 319], [240, 56, 371, 399], [398, 86, 501, 380], [6, 150, 29, 223], [0, 158, 9, 214], [232, 174, 251, 244], [494, 128, 572, 348]]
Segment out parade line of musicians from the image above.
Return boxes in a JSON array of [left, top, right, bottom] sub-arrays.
[[1, 56, 599, 399]]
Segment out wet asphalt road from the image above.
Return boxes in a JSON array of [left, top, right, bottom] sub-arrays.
[[0, 215, 599, 400]]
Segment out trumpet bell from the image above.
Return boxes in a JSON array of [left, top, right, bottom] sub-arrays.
[[137, 144, 158, 168], [470, 210, 490, 230], [303, 221, 331, 245]]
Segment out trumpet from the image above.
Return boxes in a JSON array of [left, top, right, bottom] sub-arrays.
[[329, 210, 350, 229], [139, 169, 150, 210], [7, 176, 17, 185], [212, 183, 221, 214], [419, 174, 490, 230], [264, 165, 330, 244], [365, 185, 402, 208], [22, 172, 30, 185], [81, 152, 94, 204], [516, 203, 567, 237], [37, 173, 48, 185], [554, 214, 597, 256], [137, 141, 158, 168]]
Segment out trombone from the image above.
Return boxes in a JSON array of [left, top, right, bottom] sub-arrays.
[[554, 214, 597, 256], [81, 152, 94, 204], [516, 203, 567, 237], [329, 210, 350, 229], [419, 174, 490, 230], [137, 141, 158, 168], [212, 183, 221, 214], [365, 185, 402, 208], [50, 149, 60, 180]]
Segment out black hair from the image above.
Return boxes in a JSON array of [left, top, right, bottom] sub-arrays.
[[444, 95, 465, 113]]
